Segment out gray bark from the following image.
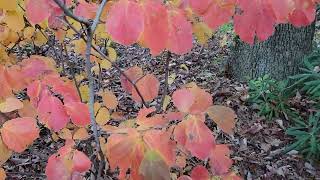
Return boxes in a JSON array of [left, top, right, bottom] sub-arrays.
[[230, 23, 316, 81]]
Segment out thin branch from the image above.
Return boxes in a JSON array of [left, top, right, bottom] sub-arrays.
[[83, 0, 108, 179], [158, 51, 171, 112], [53, 0, 90, 25]]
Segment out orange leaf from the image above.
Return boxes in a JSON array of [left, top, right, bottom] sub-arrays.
[[101, 90, 118, 110], [65, 102, 90, 127], [174, 116, 215, 160], [207, 105, 236, 135], [120, 66, 143, 93], [132, 74, 160, 103], [73, 128, 90, 140], [191, 165, 210, 180], [143, 129, 176, 166], [37, 90, 70, 132], [172, 88, 195, 113], [18, 100, 37, 118], [0, 168, 6, 180], [0, 117, 39, 153], [0, 97, 23, 113], [209, 144, 233, 175], [137, 107, 169, 129], [106, 128, 145, 180]]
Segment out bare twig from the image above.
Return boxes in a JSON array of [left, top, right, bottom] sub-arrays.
[[158, 51, 171, 112], [84, 0, 108, 179], [53, 0, 90, 25]]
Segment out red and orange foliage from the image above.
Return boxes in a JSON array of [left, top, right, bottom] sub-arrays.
[[0, 0, 318, 179]]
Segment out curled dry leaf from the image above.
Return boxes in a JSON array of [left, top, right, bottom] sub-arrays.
[[0, 117, 39, 153], [207, 105, 237, 135]]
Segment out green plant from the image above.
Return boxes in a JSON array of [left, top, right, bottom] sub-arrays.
[[248, 75, 293, 120], [285, 112, 320, 160], [290, 50, 320, 100]]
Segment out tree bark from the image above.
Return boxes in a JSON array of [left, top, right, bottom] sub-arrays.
[[230, 23, 316, 81]]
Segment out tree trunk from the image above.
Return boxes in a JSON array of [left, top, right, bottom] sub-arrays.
[[230, 23, 316, 81]]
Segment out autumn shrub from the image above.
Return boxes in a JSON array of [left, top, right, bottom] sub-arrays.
[[0, 0, 319, 180]]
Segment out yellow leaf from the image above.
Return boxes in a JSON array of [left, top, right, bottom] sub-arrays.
[[162, 95, 171, 111], [23, 26, 35, 40], [0, 97, 23, 113], [100, 60, 112, 70], [58, 128, 73, 140], [73, 39, 86, 55], [107, 47, 117, 62], [73, 128, 90, 140], [0, 137, 12, 166], [33, 30, 47, 46], [96, 107, 110, 126], [75, 74, 85, 82], [0, 1, 16, 10], [91, 64, 100, 74], [180, 64, 189, 72], [192, 22, 213, 45], [94, 102, 101, 116], [51, 132, 59, 142], [79, 85, 89, 102], [95, 24, 109, 39], [4, 10, 25, 32], [168, 73, 176, 85]]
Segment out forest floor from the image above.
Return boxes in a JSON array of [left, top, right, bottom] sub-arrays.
[[3, 30, 320, 180]]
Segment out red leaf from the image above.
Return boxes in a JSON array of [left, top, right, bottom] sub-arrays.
[[174, 116, 215, 160], [0, 117, 39, 153], [191, 165, 210, 180], [141, 0, 169, 55], [143, 129, 176, 166], [189, 0, 211, 15], [234, 0, 276, 44], [64, 102, 90, 127], [120, 66, 143, 93], [137, 107, 169, 128], [46, 155, 70, 180], [132, 74, 160, 103], [37, 90, 70, 132], [74, 0, 98, 19], [106, 0, 144, 45], [106, 128, 145, 180], [167, 10, 193, 55], [209, 144, 233, 175], [172, 89, 195, 113], [72, 150, 92, 172], [202, 0, 235, 30], [26, 0, 51, 24]]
